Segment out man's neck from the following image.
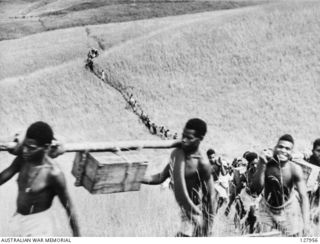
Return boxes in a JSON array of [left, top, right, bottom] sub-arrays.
[[270, 157, 289, 167], [27, 155, 46, 166], [279, 159, 289, 168], [184, 148, 200, 156]]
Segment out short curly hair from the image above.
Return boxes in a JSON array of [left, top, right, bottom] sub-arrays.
[[26, 121, 54, 146], [185, 118, 207, 138]]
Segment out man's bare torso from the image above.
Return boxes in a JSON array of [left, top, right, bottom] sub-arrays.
[[264, 160, 295, 207], [184, 152, 205, 205], [16, 156, 57, 215]]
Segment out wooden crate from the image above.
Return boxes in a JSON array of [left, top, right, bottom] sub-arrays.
[[293, 158, 320, 191], [71, 151, 148, 194]]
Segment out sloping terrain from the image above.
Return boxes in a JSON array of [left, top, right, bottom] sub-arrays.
[[95, 1, 320, 155], [0, 11, 244, 80], [0, 0, 259, 41], [0, 0, 319, 237]]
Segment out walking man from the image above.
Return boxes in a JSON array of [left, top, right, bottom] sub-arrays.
[[252, 134, 309, 236], [141, 118, 215, 236], [0, 121, 80, 236]]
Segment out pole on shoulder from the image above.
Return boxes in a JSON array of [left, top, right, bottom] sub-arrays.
[[0, 140, 181, 153]]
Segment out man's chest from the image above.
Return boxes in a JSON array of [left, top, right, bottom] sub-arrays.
[[184, 157, 200, 177], [18, 165, 50, 193], [265, 164, 293, 187]]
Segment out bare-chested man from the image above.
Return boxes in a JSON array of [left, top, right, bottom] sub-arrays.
[[252, 134, 309, 236], [307, 138, 320, 167], [207, 149, 229, 213], [305, 138, 320, 224], [141, 118, 215, 237], [233, 152, 261, 234], [0, 121, 80, 236]]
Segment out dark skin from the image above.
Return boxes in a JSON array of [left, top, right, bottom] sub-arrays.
[[141, 128, 215, 236], [252, 140, 309, 234], [0, 138, 80, 236], [310, 145, 320, 167]]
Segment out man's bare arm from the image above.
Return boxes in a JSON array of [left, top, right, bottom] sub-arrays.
[[0, 156, 21, 185], [293, 164, 310, 234], [199, 161, 215, 236], [251, 150, 272, 194], [51, 169, 80, 237], [140, 163, 170, 185]]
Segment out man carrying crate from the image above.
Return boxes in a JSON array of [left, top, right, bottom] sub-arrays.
[[0, 121, 80, 237], [141, 118, 215, 237]]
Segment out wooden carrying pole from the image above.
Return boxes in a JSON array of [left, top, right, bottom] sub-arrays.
[[0, 140, 181, 153]]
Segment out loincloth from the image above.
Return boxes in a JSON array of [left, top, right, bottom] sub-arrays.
[[9, 210, 56, 237], [239, 187, 261, 213], [257, 190, 303, 236]]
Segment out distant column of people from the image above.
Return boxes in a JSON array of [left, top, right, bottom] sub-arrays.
[[85, 48, 178, 140]]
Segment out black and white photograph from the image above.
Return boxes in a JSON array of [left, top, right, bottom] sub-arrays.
[[0, 0, 319, 239]]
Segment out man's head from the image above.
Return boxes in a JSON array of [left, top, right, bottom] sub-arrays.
[[207, 148, 215, 159], [312, 138, 320, 164], [181, 118, 207, 152], [243, 151, 258, 170], [274, 134, 294, 162], [207, 148, 216, 165], [23, 121, 54, 162]]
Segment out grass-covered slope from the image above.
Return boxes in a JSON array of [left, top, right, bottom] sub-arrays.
[[0, 11, 236, 80], [0, 59, 157, 143], [0, 0, 258, 41], [1, 1, 320, 153], [95, 1, 320, 154], [1, 1, 320, 237]]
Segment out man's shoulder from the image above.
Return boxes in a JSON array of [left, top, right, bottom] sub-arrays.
[[170, 148, 184, 157], [288, 160, 304, 177], [196, 151, 211, 174], [43, 156, 63, 178]]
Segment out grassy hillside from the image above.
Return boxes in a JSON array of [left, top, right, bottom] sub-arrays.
[[0, 0, 259, 41], [0, 11, 240, 80], [0, 0, 320, 237], [95, 1, 320, 155]]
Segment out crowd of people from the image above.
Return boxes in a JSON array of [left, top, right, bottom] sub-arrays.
[[0, 119, 319, 237], [203, 138, 320, 236], [85, 48, 178, 140], [1, 48, 317, 237]]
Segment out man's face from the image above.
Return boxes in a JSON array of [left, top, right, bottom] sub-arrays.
[[312, 145, 320, 163], [181, 128, 201, 152], [248, 158, 259, 172], [208, 154, 216, 165], [22, 138, 46, 162], [274, 140, 293, 162]]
